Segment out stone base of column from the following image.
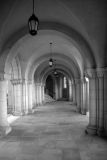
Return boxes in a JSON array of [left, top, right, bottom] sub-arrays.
[[42, 101, 45, 105], [97, 128, 105, 137], [86, 125, 97, 135], [13, 111, 23, 116], [0, 125, 12, 136], [81, 109, 86, 115], [28, 109, 34, 114], [22, 110, 29, 115], [36, 103, 40, 107], [73, 102, 77, 105], [76, 106, 81, 113]]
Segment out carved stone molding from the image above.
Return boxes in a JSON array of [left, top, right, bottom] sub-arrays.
[[85, 69, 97, 79], [35, 83, 42, 86], [74, 78, 81, 84], [27, 80, 33, 84], [85, 68, 107, 79], [96, 68, 107, 78], [0, 72, 5, 81], [11, 79, 25, 85], [97, 71, 104, 78]]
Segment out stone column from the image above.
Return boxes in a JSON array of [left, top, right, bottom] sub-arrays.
[[35, 83, 42, 106], [12, 79, 23, 115], [97, 70, 105, 136], [75, 79, 81, 112], [38, 83, 42, 105], [28, 80, 33, 113], [86, 70, 97, 135], [32, 81, 36, 108], [39, 84, 42, 105], [81, 78, 87, 115], [21, 80, 26, 114], [35, 84, 39, 105], [54, 79, 58, 100], [85, 78, 89, 114], [0, 79, 11, 135], [35, 84, 38, 106], [72, 81, 76, 104], [59, 77, 63, 99], [68, 81, 73, 101], [41, 84, 45, 104], [20, 79, 29, 115], [104, 70, 107, 136]]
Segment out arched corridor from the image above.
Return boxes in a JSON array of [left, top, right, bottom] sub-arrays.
[[0, 101, 107, 160], [0, 0, 107, 159]]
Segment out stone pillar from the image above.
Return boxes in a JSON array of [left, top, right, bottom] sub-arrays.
[[59, 77, 63, 99], [28, 81, 33, 113], [55, 79, 58, 100], [72, 81, 76, 104], [36, 84, 39, 105], [86, 70, 97, 135], [75, 79, 81, 112], [35, 84, 38, 106], [32, 81, 36, 108], [39, 83, 43, 105], [19, 79, 30, 115], [21, 80, 26, 114], [35, 84, 39, 106], [97, 70, 105, 136], [21, 80, 29, 115], [81, 78, 87, 115], [68, 81, 73, 101], [104, 70, 107, 136], [0, 79, 11, 135], [35, 83, 43, 106], [41, 84, 45, 104], [85, 78, 89, 114], [11, 80, 23, 115]]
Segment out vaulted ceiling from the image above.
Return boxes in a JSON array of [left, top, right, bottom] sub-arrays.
[[0, 0, 106, 81]]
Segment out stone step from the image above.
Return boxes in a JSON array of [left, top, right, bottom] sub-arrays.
[[44, 94, 55, 103]]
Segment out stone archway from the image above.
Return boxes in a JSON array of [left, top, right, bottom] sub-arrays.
[[7, 56, 22, 116], [0, 24, 98, 136], [45, 75, 54, 98]]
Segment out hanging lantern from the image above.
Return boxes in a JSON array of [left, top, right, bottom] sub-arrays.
[[28, 14, 39, 35], [49, 58, 53, 67], [28, 0, 39, 36], [49, 42, 53, 67], [54, 69, 57, 75]]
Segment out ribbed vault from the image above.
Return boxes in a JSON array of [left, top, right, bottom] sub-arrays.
[[4, 26, 96, 79], [30, 52, 80, 82]]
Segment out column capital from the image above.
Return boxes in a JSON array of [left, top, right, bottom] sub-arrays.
[[0, 72, 5, 81], [97, 71, 104, 78], [27, 80, 32, 84], [11, 79, 22, 85], [41, 84, 45, 87], [85, 68, 107, 79], [96, 68, 107, 78], [85, 69, 97, 79], [81, 77, 87, 83], [35, 82, 42, 86], [74, 78, 81, 84], [11, 79, 32, 85]]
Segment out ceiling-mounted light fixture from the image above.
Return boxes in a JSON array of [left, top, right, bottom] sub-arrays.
[[53, 60, 58, 76], [49, 42, 53, 67], [54, 69, 57, 75], [28, 0, 39, 36]]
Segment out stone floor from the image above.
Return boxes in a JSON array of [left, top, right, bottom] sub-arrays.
[[0, 101, 107, 160]]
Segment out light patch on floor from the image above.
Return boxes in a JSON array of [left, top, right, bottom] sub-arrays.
[[7, 115, 20, 124], [0, 101, 107, 160]]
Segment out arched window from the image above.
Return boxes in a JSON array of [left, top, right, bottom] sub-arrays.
[[64, 76, 67, 88]]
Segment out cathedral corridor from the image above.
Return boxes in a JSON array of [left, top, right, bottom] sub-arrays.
[[0, 102, 107, 160]]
